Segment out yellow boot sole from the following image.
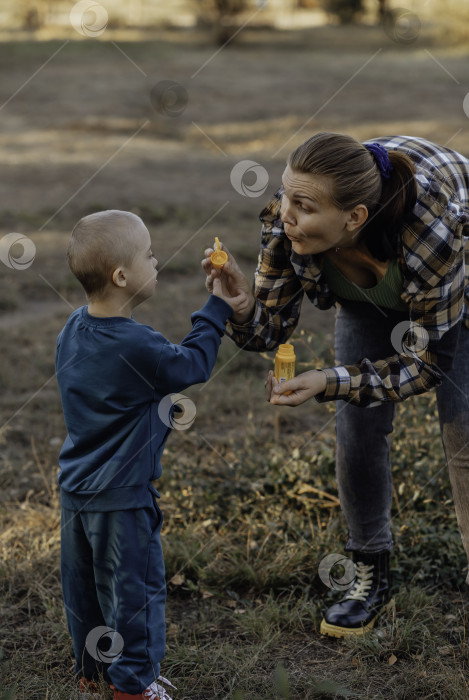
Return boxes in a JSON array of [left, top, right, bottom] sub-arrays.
[[320, 597, 395, 638]]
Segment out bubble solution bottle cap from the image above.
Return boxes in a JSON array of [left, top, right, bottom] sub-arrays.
[[275, 343, 296, 364], [210, 237, 228, 269]]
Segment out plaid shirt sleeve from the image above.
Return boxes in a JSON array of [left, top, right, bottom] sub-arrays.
[[225, 191, 308, 351], [317, 154, 469, 407]]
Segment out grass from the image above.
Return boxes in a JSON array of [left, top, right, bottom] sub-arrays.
[[0, 205, 468, 700], [1, 232, 468, 699], [1, 358, 469, 698]]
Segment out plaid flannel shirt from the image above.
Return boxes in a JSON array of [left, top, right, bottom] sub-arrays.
[[226, 136, 469, 407]]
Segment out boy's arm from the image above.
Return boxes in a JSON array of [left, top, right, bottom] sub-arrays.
[[153, 295, 233, 395]]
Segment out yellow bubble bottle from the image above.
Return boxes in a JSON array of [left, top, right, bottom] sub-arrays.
[[210, 237, 228, 269], [274, 343, 296, 395]]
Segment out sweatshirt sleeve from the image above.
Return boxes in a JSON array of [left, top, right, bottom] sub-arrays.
[[153, 295, 233, 395]]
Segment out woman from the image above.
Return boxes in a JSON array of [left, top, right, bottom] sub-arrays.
[[202, 132, 469, 638]]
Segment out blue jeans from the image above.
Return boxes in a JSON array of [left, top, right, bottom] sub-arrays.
[[61, 499, 166, 693], [334, 301, 469, 576]]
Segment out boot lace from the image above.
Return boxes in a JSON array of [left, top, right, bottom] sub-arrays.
[[143, 675, 177, 700], [344, 562, 374, 602]]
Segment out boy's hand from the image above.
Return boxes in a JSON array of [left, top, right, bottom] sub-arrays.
[[265, 369, 328, 406], [202, 242, 255, 323], [212, 277, 251, 316]]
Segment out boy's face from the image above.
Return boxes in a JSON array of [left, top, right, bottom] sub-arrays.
[[121, 219, 158, 305]]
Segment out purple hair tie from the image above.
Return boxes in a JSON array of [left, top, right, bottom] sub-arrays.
[[365, 142, 393, 180]]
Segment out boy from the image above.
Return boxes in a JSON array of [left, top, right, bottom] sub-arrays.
[[56, 210, 248, 699]]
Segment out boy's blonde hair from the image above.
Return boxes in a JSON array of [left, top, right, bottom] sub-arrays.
[[67, 210, 142, 299]]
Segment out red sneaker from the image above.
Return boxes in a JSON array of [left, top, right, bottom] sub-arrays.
[[112, 676, 176, 700], [78, 677, 101, 698]]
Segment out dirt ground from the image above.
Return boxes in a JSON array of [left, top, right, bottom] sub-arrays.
[[0, 25, 468, 218]]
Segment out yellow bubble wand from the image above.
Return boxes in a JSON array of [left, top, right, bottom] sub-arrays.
[[210, 237, 228, 269]]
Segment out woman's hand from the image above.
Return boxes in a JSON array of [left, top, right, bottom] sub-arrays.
[[202, 241, 255, 324], [211, 277, 251, 316], [265, 369, 328, 406]]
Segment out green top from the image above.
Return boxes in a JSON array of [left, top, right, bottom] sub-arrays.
[[322, 255, 408, 312]]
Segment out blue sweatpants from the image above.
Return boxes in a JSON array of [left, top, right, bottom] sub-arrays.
[[60, 499, 166, 694]]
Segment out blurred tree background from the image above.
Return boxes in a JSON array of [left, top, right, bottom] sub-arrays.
[[2, 0, 468, 41]]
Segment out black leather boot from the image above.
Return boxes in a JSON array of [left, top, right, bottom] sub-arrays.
[[320, 550, 393, 638]]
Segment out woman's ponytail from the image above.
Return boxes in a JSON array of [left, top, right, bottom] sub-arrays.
[[361, 151, 417, 261]]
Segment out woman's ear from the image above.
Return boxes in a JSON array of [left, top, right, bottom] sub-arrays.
[[345, 204, 368, 232], [112, 267, 127, 288]]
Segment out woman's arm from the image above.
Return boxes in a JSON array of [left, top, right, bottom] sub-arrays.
[[266, 323, 459, 408], [266, 198, 467, 407], [202, 195, 307, 352]]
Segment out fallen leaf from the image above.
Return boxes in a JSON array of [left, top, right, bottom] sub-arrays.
[[170, 574, 185, 586], [388, 653, 397, 665]]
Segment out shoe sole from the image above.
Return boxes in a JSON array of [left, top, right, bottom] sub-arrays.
[[78, 691, 102, 700], [319, 597, 395, 639]]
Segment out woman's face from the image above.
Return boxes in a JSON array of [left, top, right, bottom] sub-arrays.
[[279, 165, 366, 256]]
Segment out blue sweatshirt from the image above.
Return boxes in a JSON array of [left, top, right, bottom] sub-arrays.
[[55, 295, 233, 512]]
